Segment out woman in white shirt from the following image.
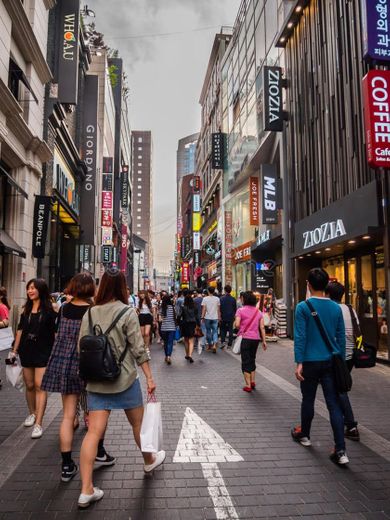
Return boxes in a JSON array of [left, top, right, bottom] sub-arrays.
[[137, 291, 154, 351]]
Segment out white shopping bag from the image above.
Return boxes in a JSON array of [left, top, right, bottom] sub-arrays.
[[6, 356, 24, 391], [232, 335, 242, 354], [0, 327, 14, 351], [140, 396, 163, 453]]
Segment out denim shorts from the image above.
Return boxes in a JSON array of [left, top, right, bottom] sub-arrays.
[[87, 378, 143, 411]]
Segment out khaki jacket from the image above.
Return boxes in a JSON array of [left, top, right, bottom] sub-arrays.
[[79, 300, 150, 394]]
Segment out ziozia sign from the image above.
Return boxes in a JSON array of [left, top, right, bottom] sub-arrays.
[[303, 219, 346, 249], [263, 66, 283, 132]]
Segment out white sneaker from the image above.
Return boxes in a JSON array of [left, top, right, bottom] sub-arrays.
[[24, 414, 36, 427], [78, 487, 104, 508], [144, 450, 166, 473], [31, 425, 43, 439]]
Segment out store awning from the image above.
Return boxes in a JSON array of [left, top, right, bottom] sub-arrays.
[[0, 164, 28, 198], [0, 230, 26, 258]]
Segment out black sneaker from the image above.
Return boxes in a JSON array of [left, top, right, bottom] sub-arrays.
[[95, 452, 116, 468], [345, 427, 360, 441], [291, 426, 312, 447], [330, 450, 349, 465], [61, 463, 78, 482]]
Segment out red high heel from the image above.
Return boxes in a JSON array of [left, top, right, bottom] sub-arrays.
[[251, 382, 256, 389], [243, 386, 252, 393]]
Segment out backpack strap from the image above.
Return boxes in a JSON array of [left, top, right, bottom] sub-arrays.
[[305, 300, 336, 355], [347, 304, 361, 338]]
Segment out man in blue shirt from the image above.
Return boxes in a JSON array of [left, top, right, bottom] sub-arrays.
[[292, 268, 348, 465], [219, 285, 237, 349]]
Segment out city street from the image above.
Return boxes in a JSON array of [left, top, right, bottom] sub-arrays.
[[0, 341, 390, 519]]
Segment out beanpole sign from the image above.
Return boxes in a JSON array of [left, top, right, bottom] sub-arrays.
[[363, 69, 390, 167], [32, 196, 51, 258]]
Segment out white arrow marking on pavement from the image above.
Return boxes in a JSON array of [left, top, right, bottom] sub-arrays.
[[173, 407, 243, 520]]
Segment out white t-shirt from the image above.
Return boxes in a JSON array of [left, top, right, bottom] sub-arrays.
[[202, 295, 220, 320], [339, 303, 359, 360]]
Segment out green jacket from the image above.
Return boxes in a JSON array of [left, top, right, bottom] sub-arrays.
[[79, 300, 150, 394]]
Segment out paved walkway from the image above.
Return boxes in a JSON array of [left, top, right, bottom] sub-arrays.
[[0, 340, 389, 519]]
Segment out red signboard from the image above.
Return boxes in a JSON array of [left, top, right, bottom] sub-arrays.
[[193, 176, 201, 193], [120, 224, 128, 273], [363, 69, 390, 168], [181, 261, 190, 284], [177, 234, 181, 256], [101, 209, 112, 227], [102, 191, 113, 209], [249, 176, 259, 225], [233, 241, 253, 264]]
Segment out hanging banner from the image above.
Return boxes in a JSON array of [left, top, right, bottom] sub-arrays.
[[102, 174, 113, 191], [362, 0, 390, 62], [263, 66, 283, 132], [102, 227, 113, 245], [193, 212, 201, 231], [120, 170, 128, 208], [57, 0, 80, 104], [181, 261, 190, 284], [193, 232, 201, 250], [193, 194, 201, 212], [102, 157, 113, 174], [262, 165, 278, 224], [193, 176, 201, 193], [101, 209, 112, 227], [211, 133, 224, 169], [32, 195, 51, 258], [80, 75, 98, 243], [101, 245, 112, 264], [225, 211, 233, 285], [102, 191, 113, 209], [249, 176, 259, 226], [193, 250, 201, 268], [363, 69, 390, 168], [120, 224, 128, 272]]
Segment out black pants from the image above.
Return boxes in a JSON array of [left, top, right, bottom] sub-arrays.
[[220, 319, 234, 346], [240, 338, 259, 373]]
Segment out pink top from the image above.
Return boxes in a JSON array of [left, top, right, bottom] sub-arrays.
[[236, 306, 263, 340], [0, 303, 9, 321]]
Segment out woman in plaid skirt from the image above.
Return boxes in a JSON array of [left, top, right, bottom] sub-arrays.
[[42, 273, 114, 483]]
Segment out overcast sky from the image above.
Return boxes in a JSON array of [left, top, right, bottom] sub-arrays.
[[89, 0, 241, 272]]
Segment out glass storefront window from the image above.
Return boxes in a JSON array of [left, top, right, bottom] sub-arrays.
[[376, 247, 387, 357], [322, 256, 345, 287], [347, 258, 357, 310], [361, 255, 373, 318]]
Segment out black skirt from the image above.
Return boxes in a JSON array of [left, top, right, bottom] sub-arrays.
[[180, 322, 196, 338], [139, 313, 153, 326]]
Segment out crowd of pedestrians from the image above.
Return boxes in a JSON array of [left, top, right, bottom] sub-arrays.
[[0, 263, 373, 509]]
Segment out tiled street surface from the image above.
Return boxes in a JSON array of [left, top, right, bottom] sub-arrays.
[[0, 340, 390, 519]]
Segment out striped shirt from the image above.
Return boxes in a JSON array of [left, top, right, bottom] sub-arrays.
[[160, 305, 176, 332], [339, 303, 359, 360]]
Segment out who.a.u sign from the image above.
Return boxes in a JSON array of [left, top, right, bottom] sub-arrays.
[[363, 69, 390, 168]]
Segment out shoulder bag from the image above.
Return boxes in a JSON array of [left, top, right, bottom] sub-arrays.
[[305, 301, 352, 393], [79, 306, 130, 382], [232, 308, 260, 355], [347, 305, 376, 368]]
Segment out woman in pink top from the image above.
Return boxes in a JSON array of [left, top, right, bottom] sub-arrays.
[[0, 287, 10, 328], [234, 291, 267, 392]]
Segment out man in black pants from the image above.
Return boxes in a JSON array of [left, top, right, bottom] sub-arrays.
[[219, 285, 237, 349]]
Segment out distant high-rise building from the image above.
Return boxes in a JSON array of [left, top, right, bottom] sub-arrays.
[[176, 133, 198, 181], [131, 131, 153, 277]]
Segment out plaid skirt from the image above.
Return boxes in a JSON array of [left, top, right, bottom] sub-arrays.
[[41, 315, 85, 395]]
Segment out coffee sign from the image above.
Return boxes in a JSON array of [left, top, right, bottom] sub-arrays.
[[363, 69, 390, 167], [263, 66, 283, 132]]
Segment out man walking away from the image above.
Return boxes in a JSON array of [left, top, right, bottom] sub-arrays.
[[201, 287, 221, 353], [220, 285, 237, 349], [193, 290, 206, 354], [326, 281, 360, 441], [292, 268, 349, 465]]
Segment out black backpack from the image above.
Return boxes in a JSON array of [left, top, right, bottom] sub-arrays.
[[79, 306, 130, 382]]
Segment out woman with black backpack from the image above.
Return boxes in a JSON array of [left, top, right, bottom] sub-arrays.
[[77, 267, 164, 509], [179, 293, 200, 363]]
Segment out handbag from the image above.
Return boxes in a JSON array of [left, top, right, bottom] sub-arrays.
[[194, 325, 204, 338], [305, 301, 352, 393], [232, 308, 260, 355], [347, 305, 377, 369], [79, 306, 130, 382], [140, 393, 163, 453]]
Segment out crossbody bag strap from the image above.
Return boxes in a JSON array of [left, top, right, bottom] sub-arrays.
[[241, 308, 259, 335], [305, 300, 335, 355], [347, 304, 361, 338]]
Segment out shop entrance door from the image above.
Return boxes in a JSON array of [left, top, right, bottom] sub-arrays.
[[359, 255, 377, 346]]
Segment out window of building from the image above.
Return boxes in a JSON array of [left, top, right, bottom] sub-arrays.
[[137, 208, 141, 212], [138, 163, 142, 167], [137, 231, 141, 235], [138, 185, 142, 189], [137, 200, 141, 204], [137, 224, 141, 228], [138, 147, 142, 151], [138, 155, 142, 159], [138, 170, 142, 174], [138, 137, 143, 143], [137, 216, 141, 220], [138, 177, 142, 182], [137, 193, 141, 197]]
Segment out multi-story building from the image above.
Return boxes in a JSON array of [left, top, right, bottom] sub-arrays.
[[196, 28, 232, 291], [131, 130, 153, 278], [0, 0, 52, 306], [133, 233, 146, 294]]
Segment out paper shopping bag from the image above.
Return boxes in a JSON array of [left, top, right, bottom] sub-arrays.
[[140, 401, 163, 453], [6, 356, 24, 391]]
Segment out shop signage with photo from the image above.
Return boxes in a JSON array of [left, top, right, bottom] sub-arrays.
[[32, 195, 51, 258], [57, 0, 80, 104], [101, 209, 112, 227], [102, 227, 113, 245], [362, 0, 390, 62], [263, 66, 283, 132], [211, 133, 224, 169], [250, 176, 259, 225], [54, 151, 79, 214], [261, 165, 278, 224], [102, 191, 113, 210], [363, 69, 390, 167]]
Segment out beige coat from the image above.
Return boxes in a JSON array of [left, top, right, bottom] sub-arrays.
[[79, 300, 150, 394]]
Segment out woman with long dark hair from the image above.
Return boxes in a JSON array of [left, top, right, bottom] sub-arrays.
[[137, 290, 154, 352], [0, 286, 10, 329], [160, 294, 176, 364], [11, 279, 57, 438], [77, 268, 164, 509], [179, 294, 200, 363]]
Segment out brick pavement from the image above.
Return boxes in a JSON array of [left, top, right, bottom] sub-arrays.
[[0, 340, 389, 519]]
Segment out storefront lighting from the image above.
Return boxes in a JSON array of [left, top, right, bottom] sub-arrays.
[[325, 247, 331, 251], [348, 240, 356, 244], [306, 254, 311, 257], [298, 256, 304, 259], [280, 37, 286, 43], [363, 235, 370, 240], [296, 5, 303, 12], [287, 22, 294, 28], [315, 251, 321, 254]]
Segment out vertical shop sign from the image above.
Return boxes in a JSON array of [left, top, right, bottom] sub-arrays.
[[249, 176, 259, 225], [193, 213, 201, 231], [80, 244, 94, 272], [211, 133, 224, 169], [57, 0, 80, 104], [102, 191, 113, 209], [362, 69, 390, 167], [120, 224, 128, 272], [181, 261, 190, 284], [120, 167, 129, 208], [80, 75, 98, 243], [32, 195, 51, 258], [193, 232, 201, 250], [193, 250, 201, 268], [101, 245, 112, 264], [225, 211, 233, 286], [102, 157, 113, 174], [261, 165, 278, 224], [101, 209, 112, 227], [193, 176, 201, 193], [177, 234, 182, 256], [263, 66, 283, 132], [193, 194, 201, 212], [102, 174, 113, 191], [362, 0, 390, 62]]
